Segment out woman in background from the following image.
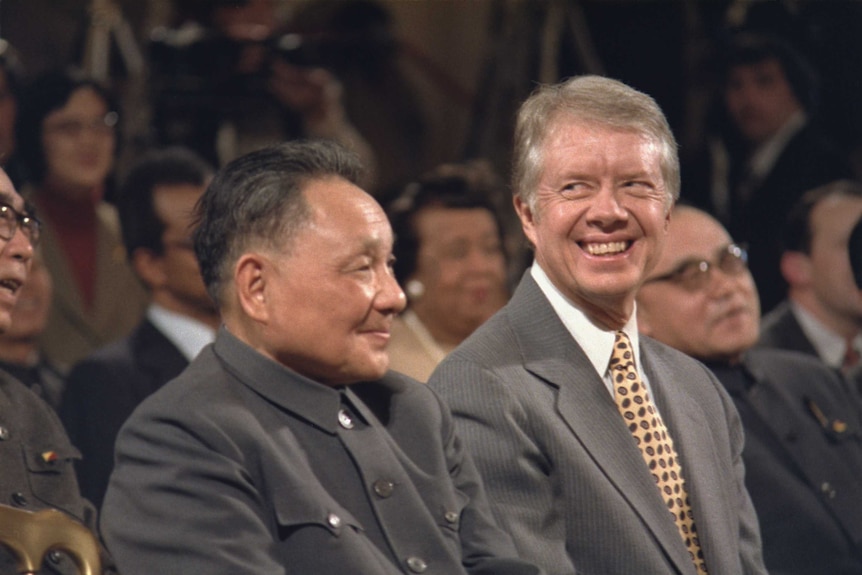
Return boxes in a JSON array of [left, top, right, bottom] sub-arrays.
[[16, 69, 147, 372], [386, 162, 511, 381]]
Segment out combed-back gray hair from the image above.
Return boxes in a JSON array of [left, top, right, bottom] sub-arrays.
[[193, 139, 363, 308], [512, 75, 680, 209]]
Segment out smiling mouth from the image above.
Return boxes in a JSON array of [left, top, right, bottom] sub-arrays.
[[0, 278, 21, 295], [583, 241, 630, 256]]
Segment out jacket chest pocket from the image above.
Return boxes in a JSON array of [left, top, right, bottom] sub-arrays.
[[18, 443, 83, 514], [272, 484, 363, 541]]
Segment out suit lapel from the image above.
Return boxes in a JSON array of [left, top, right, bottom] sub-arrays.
[[763, 304, 820, 357], [641, 341, 739, 575], [509, 276, 695, 574], [131, 321, 190, 397], [742, 354, 862, 539]]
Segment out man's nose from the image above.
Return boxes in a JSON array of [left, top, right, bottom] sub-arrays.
[[4, 225, 34, 263], [380, 270, 407, 314]]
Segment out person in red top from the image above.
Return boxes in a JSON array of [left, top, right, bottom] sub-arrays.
[[15, 69, 147, 372]]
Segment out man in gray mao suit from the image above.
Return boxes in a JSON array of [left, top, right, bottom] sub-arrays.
[[429, 76, 767, 575], [100, 141, 541, 575]]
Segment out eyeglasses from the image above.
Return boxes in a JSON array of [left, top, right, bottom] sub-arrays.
[[0, 202, 41, 247], [43, 111, 118, 138], [644, 243, 748, 292]]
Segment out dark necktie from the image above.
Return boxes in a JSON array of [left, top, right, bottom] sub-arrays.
[[610, 331, 709, 575], [842, 340, 860, 373]]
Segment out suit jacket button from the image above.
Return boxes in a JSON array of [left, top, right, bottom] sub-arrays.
[[444, 510, 459, 524], [406, 556, 427, 573], [373, 479, 395, 498], [0, 425, 8, 440], [327, 512, 342, 529], [11, 492, 27, 507], [337, 409, 354, 429]]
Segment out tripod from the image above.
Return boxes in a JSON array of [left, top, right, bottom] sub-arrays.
[[82, 0, 144, 81]]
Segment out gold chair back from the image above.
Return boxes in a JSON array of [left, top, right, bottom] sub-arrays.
[[0, 504, 101, 575]]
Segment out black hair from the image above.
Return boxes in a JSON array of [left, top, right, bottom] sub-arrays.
[[387, 163, 507, 286], [783, 179, 862, 254], [16, 68, 120, 185], [720, 32, 819, 114], [116, 146, 213, 259], [193, 139, 362, 307]]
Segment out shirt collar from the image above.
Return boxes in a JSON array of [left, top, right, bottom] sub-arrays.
[[531, 263, 643, 377], [791, 301, 862, 368], [748, 109, 807, 180], [147, 304, 216, 362]]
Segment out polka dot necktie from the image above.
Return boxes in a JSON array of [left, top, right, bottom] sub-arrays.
[[610, 331, 709, 575]]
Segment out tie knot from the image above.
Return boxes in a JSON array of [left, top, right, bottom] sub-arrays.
[[610, 330, 635, 371]]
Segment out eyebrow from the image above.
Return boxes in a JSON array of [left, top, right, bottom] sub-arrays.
[[0, 191, 21, 210]]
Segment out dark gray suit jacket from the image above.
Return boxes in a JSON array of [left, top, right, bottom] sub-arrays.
[[60, 319, 189, 509], [101, 328, 540, 575], [710, 349, 862, 575], [757, 301, 819, 357], [429, 274, 767, 575], [758, 300, 862, 401]]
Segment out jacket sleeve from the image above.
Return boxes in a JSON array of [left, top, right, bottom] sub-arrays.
[[99, 403, 289, 575], [430, 359, 574, 575], [429, 385, 544, 575]]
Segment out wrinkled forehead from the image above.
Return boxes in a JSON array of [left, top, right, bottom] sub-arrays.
[[662, 210, 731, 263]]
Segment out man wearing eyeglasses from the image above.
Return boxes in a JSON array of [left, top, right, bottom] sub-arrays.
[[636, 204, 862, 575], [0, 167, 118, 574]]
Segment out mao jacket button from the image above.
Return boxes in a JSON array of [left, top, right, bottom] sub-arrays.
[[373, 479, 395, 498], [337, 409, 355, 429]]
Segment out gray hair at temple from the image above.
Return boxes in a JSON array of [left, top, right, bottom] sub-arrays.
[[511, 75, 680, 210], [192, 139, 363, 308]]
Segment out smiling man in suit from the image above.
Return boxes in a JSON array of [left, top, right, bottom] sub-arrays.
[[429, 75, 767, 575], [59, 147, 218, 509]]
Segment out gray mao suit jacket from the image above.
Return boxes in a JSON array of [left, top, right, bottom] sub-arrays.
[[429, 273, 767, 575], [101, 328, 541, 575]]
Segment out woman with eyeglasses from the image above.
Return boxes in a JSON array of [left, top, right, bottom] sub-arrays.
[[15, 69, 147, 373], [385, 162, 513, 382]]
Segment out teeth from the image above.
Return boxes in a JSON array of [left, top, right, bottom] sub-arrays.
[[585, 242, 627, 255]]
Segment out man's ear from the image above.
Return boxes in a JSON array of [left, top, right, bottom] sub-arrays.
[[131, 248, 166, 291], [780, 251, 812, 287], [514, 195, 538, 246], [234, 253, 270, 323]]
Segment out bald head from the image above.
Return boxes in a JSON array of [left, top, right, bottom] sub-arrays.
[[637, 206, 760, 363]]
